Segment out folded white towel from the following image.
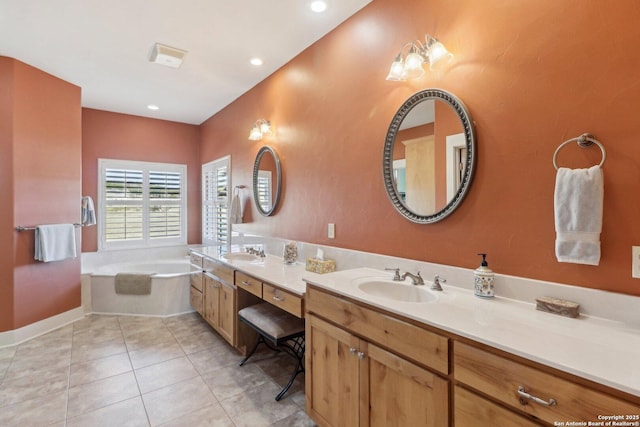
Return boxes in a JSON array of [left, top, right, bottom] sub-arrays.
[[81, 196, 96, 226], [554, 165, 603, 265], [230, 194, 243, 224], [35, 224, 77, 262]]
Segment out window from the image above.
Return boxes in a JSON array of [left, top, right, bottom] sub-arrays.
[[202, 156, 231, 246], [99, 159, 187, 250]]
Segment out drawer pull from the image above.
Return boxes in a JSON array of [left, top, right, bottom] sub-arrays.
[[517, 386, 557, 407], [241, 280, 251, 286], [272, 294, 284, 302]]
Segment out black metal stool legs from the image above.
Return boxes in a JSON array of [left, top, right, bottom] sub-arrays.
[[274, 335, 305, 401]]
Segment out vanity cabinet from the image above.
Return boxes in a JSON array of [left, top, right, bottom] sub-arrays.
[[305, 285, 449, 427], [202, 259, 236, 346], [189, 252, 204, 315], [453, 341, 640, 426]]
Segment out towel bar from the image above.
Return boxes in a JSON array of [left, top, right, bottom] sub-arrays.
[[15, 223, 83, 232], [553, 133, 606, 170]]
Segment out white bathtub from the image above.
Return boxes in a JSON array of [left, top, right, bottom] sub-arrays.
[[88, 258, 194, 316]]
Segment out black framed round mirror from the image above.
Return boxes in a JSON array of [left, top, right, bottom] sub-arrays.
[[382, 89, 476, 223], [253, 146, 282, 216]]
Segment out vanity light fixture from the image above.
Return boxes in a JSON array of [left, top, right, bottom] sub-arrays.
[[248, 119, 272, 141], [386, 34, 453, 81]]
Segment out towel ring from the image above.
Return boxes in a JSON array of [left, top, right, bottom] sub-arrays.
[[553, 133, 606, 170]]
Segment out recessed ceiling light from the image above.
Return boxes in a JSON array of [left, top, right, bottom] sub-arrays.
[[147, 104, 159, 110], [310, 1, 328, 13], [250, 58, 263, 66]]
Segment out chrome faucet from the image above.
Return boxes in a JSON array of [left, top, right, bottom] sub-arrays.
[[401, 271, 424, 286], [385, 268, 402, 281], [431, 274, 446, 291]]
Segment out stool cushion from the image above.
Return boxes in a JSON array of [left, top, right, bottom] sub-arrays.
[[238, 303, 305, 341]]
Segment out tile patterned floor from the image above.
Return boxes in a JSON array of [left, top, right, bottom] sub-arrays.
[[0, 313, 316, 427]]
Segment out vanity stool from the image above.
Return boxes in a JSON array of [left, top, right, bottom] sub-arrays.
[[238, 303, 305, 401]]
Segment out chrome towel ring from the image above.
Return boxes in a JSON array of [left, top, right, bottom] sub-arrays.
[[553, 133, 606, 170]]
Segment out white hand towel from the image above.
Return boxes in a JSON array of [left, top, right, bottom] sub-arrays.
[[554, 165, 603, 265], [230, 194, 243, 224], [35, 224, 77, 262], [81, 196, 96, 226]]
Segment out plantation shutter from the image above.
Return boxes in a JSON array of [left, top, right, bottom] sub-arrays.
[[149, 170, 182, 239], [202, 156, 230, 245], [104, 168, 144, 242]]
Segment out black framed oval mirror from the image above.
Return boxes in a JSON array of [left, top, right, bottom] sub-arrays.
[[383, 89, 476, 223], [253, 146, 282, 216]]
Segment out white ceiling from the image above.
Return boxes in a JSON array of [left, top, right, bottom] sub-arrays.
[[0, 0, 371, 125]]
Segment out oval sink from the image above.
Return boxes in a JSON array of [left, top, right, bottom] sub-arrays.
[[221, 252, 260, 262], [355, 280, 437, 303]]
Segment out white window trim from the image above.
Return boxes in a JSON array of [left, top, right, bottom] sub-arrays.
[[202, 155, 231, 247], [98, 158, 188, 251]]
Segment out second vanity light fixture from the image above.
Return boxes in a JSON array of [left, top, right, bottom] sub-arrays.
[[386, 34, 453, 81], [248, 119, 272, 141]]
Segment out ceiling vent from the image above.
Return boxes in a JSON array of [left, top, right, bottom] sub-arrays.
[[149, 43, 187, 68]]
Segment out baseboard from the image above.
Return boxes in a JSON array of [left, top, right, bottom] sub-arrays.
[[0, 306, 85, 348]]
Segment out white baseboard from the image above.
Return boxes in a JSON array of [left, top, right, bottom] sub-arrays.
[[0, 306, 85, 348]]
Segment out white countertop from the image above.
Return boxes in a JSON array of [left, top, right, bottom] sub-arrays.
[[304, 267, 640, 398], [192, 246, 640, 397], [192, 246, 321, 296]]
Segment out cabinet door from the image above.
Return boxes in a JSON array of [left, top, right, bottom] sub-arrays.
[[218, 281, 236, 345], [203, 274, 220, 329], [306, 315, 360, 427], [366, 343, 448, 427]]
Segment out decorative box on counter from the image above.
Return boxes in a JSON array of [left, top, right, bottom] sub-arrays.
[[305, 258, 336, 274]]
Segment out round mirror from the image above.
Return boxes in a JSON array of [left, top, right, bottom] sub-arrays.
[[253, 146, 282, 216], [383, 89, 476, 223]]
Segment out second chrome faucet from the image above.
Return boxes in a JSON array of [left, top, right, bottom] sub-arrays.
[[385, 267, 444, 291]]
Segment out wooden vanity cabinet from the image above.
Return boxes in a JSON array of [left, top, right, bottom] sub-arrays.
[[453, 341, 640, 426], [202, 259, 236, 347], [305, 285, 449, 427], [189, 251, 204, 315]]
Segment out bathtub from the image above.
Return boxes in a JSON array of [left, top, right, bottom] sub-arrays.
[[88, 258, 194, 316]]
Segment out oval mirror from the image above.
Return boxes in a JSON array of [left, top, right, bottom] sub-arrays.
[[383, 89, 476, 223], [253, 146, 282, 216]]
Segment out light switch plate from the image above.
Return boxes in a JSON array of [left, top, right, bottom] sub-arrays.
[[632, 246, 640, 278], [328, 223, 335, 239]]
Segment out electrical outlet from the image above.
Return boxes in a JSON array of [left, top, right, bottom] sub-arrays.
[[328, 223, 335, 239], [633, 246, 640, 278]]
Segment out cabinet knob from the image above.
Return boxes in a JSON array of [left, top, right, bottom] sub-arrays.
[[349, 347, 357, 355], [357, 352, 365, 360], [517, 386, 557, 407]]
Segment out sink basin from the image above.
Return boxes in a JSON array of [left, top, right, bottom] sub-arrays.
[[221, 252, 261, 262], [355, 279, 437, 303]]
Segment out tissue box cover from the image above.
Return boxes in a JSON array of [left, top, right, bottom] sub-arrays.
[[305, 258, 335, 274]]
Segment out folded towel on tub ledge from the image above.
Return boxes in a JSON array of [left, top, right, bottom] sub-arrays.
[[115, 273, 153, 295]]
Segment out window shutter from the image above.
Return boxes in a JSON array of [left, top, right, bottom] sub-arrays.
[[202, 157, 230, 245], [149, 171, 182, 239], [104, 168, 144, 242]]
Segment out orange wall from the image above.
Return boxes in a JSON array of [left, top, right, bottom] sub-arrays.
[[81, 108, 201, 252], [0, 58, 16, 331], [0, 58, 82, 331], [201, 0, 640, 296]]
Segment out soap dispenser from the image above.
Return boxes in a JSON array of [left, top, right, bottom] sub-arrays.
[[474, 253, 494, 298]]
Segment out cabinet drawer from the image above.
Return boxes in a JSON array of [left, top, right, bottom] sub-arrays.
[[190, 286, 203, 315], [236, 272, 262, 298], [454, 341, 640, 424], [263, 283, 303, 318], [203, 258, 234, 284], [306, 286, 448, 374], [454, 385, 540, 427], [189, 252, 203, 268], [190, 271, 203, 292]]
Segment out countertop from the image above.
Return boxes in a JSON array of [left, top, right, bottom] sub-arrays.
[[192, 247, 640, 398], [304, 267, 640, 398]]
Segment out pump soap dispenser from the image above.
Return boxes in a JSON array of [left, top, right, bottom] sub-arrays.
[[474, 253, 494, 298]]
